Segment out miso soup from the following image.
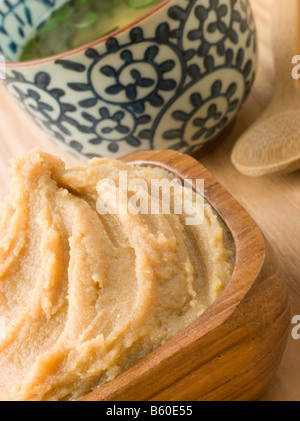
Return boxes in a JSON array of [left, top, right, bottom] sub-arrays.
[[20, 0, 162, 61]]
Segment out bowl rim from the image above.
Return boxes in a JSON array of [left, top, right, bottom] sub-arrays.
[[81, 149, 267, 401], [4, 0, 172, 68]]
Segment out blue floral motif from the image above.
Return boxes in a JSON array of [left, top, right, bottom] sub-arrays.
[[163, 81, 238, 145], [180, 0, 256, 58], [0, 0, 62, 60], [77, 106, 151, 153], [5, 70, 78, 142], [1, 0, 257, 158], [66, 29, 180, 115]]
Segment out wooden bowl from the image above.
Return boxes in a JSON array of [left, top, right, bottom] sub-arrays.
[[81, 150, 290, 401]]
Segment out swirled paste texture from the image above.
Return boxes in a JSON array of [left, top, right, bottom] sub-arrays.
[[0, 150, 234, 401]]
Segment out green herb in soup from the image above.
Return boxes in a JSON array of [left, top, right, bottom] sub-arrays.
[[19, 0, 162, 61]]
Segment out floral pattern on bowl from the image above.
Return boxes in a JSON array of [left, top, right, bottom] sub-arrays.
[[1, 0, 257, 160]]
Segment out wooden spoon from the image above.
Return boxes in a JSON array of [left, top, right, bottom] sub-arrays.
[[231, 0, 300, 177]]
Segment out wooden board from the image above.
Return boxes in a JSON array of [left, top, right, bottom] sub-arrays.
[[0, 0, 298, 401]]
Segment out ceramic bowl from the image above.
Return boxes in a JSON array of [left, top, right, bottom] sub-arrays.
[[0, 0, 258, 160]]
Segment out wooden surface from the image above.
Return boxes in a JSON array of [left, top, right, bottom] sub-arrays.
[[82, 150, 289, 402], [0, 0, 298, 401], [231, 0, 300, 176]]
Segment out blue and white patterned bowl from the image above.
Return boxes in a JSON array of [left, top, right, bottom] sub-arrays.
[[0, 0, 257, 160]]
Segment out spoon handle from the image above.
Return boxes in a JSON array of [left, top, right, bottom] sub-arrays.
[[272, 0, 298, 97]]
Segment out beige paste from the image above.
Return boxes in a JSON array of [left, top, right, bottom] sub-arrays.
[[0, 150, 234, 401]]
